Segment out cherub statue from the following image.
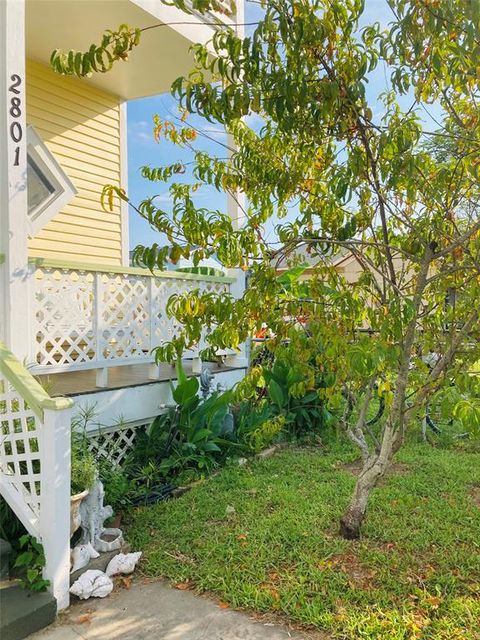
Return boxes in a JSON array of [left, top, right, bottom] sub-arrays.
[[79, 479, 114, 552]]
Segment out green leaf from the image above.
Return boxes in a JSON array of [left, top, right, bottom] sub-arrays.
[[27, 568, 40, 582], [276, 263, 309, 286], [191, 428, 212, 443], [203, 441, 222, 452], [14, 551, 33, 567], [175, 358, 188, 385], [19, 534, 30, 547], [173, 376, 199, 406], [268, 379, 285, 409]]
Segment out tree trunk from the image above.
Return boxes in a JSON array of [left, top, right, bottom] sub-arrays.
[[340, 420, 398, 539], [340, 249, 433, 539], [339, 452, 390, 539]]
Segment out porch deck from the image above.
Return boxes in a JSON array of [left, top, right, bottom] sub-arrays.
[[36, 361, 244, 398]]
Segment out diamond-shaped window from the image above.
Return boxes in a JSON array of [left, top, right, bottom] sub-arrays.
[[27, 125, 77, 237]]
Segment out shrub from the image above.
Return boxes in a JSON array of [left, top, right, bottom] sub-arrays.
[[71, 434, 97, 495], [98, 461, 134, 512], [251, 333, 337, 439], [243, 415, 286, 453], [128, 361, 237, 484]]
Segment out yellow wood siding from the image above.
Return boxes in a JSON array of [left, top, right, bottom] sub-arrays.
[[26, 60, 124, 265]]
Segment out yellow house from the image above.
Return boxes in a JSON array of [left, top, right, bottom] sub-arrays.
[[0, 0, 246, 615], [26, 58, 127, 265]]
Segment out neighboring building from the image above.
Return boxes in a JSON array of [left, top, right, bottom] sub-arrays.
[[274, 242, 362, 282], [0, 0, 246, 612]]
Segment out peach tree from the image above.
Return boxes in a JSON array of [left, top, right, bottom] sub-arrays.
[[52, 0, 480, 537]]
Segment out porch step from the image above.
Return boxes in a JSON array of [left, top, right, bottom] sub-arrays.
[[0, 581, 56, 640]]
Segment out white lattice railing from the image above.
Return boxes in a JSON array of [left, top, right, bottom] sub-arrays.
[[28, 259, 242, 385], [0, 342, 73, 609]]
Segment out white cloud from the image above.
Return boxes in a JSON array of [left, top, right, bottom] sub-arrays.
[[152, 193, 172, 203], [129, 120, 155, 144], [150, 189, 210, 204], [136, 131, 153, 142]]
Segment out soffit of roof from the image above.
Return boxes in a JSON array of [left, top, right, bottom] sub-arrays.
[[26, 0, 216, 100]]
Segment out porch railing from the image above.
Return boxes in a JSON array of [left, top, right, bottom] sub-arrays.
[[28, 259, 243, 386], [0, 342, 73, 609]]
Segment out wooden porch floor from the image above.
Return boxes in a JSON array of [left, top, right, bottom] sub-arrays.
[[38, 361, 242, 397]]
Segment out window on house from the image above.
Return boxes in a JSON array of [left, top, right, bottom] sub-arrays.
[[26, 125, 77, 237]]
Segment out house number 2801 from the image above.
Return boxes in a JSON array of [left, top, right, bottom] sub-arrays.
[[8, 74, 23, 166]]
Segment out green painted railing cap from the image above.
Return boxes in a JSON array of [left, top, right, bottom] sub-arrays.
[[0, 342, 74, 421], [29, 257, 235, 284]]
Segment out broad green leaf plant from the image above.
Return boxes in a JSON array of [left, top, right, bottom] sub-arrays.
[[14, 535, 50, 592], [53, 0, 480, 538]]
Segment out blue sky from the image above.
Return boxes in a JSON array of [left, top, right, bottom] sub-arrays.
[[127, 93, 230, 248], [126, 0, 442, 251], [127, 0, 265, 249]]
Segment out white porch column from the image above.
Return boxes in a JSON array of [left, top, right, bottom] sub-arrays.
[[235, 0, 245, 39], [226, 133, 246, 231], [0, 0, 29, 359], [225, 268, 249, 369], [119, 100, 130, 266], [226, 1, 246, 231], [41, 405, 73, 610]]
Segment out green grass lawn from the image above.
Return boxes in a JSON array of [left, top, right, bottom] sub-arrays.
[[127, 442, 480, 639]]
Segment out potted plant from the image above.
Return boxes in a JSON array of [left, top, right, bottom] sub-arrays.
[[70, 434, 97, 536]]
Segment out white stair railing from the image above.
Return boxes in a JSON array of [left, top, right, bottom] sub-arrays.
[[0, 342, 73, 609]]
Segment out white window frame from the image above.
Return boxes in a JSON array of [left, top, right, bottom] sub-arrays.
[[26, 125, 77, 237]]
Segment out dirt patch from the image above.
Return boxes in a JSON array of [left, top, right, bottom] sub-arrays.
[[321, 552, 377, 590], [468, 485, 480, 508], [256, 443, 289, 459], [340, 460, 410, 486]]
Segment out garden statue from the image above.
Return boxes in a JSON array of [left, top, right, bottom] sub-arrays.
[[222, 405, 234, 436], [200, 370, 234, 435], [215, 381, 234, 435], [79, 479, 124, 552], [200, 367, 214, 399]]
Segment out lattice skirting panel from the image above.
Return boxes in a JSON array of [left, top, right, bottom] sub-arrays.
[[0, 377, 42, 525], [86, 422, 148, 467]]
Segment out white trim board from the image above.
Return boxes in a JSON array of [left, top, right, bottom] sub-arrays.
[[0, 0, 30, 358]]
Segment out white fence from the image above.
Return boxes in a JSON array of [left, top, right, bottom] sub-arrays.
[[0, 343, 73, 609], [28, 260, 240, 384]]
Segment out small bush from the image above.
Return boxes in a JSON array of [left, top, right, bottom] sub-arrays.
[[243, 415, 286, 453], [71, 435, 97, 495]]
